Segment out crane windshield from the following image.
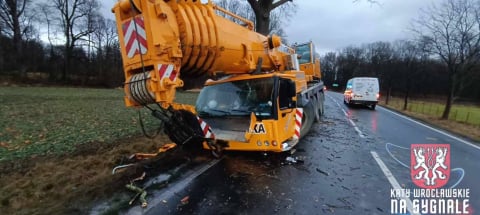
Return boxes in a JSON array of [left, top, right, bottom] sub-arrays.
[[295, 43, 312, 64], [196, 78, 274, 118]]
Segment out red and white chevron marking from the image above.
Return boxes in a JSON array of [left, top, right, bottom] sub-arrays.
[[122, 16, 147, 58], [157, 64, 177, 82], [293, 108, 303, 139], [197, 117, 215, 139]]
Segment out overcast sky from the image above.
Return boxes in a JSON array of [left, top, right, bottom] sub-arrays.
[[284, 0, 436, 54], [102, 0, 436, 55]]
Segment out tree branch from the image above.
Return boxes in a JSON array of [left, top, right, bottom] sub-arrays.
[[271, 0, 292, 10], [246, 0, 261, 13]]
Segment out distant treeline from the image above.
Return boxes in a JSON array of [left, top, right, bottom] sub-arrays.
[[0, 34, 123, 87], [320, 40, 480, 102], [0, 0, 123, 87]]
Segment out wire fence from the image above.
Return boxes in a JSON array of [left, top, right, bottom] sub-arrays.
[[386, 98, 480, 126]]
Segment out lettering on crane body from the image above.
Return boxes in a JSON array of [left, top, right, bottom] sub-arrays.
[[250, 123, 266, 134]]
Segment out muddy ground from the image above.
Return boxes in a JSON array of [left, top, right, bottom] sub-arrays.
[[0, 135, 189, 215]]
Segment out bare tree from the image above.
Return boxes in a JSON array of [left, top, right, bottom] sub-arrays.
[[246, 0, 295, 35], [336, 46, 365, 87], [413, 0, 480, 119], [215, 0, 294, 39], [91, 17, 120, 85], [320, 52, 339, 87], [0, 0, 32, 73], [364, 41, 394, 103], [47, 0, 101, 82], [393, 40, 422, 109]]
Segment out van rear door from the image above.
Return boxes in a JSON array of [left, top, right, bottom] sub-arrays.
[[353, 78, 378, 102]]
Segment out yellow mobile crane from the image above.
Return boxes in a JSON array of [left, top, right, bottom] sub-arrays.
[[111, 0, 324, 155]]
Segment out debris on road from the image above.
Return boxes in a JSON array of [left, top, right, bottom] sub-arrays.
[[285, 156, 297, 164], [126, 184, 147, 208], [111, 163, 136, 175], [285, 156, 307, 164], [181, 196, 190, 205], [316, 168, 329, 176], [349, 167, 360, 171], [294, 156, 306, 163]]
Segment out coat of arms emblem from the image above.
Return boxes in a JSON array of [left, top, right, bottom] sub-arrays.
[[411, 144, 450, 188]]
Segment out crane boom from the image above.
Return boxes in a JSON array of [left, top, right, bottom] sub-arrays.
[[112, 0, 292, 108]]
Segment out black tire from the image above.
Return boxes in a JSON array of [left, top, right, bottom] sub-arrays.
[[300, 102, 315, 139], [319, 99, 324, 117], [313, 98, 321, 122], [318, 93, 325, 117], [371, 104, 376, 110]]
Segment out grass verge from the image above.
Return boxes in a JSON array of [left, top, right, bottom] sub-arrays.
[[0, 86, 199, 214], [381, 97, 480, 142]]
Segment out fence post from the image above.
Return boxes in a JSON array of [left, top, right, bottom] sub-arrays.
[[465, 112, 470, 123], [421, 103, 425, 113]]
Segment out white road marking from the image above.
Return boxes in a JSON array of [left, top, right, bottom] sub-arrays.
[[327, 94, 365, 138], [353, 125, 366, 138], [377, 106, 480, 150], [371, 151, 419, 215], [328, 92, 479, 150]]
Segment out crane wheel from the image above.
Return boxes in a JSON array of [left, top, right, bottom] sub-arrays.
[[300, 102, 315, 139], [313, 99, 321, 122], [318, 93, 325, 117]]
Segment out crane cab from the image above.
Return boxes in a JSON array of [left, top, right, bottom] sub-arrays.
[[195, 73, 303, 152], [295, 42, 321, 79]]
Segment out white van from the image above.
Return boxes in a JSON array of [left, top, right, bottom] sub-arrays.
[[343, 77, 379, 109]]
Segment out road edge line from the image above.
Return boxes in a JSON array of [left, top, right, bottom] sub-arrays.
[[327, 94, 365, 138], [370, 151, 419, 215], [377, 106, 480, 150]]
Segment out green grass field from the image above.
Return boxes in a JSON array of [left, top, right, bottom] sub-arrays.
[[385, 98, 480, 126], [0, 87, 198, 161]]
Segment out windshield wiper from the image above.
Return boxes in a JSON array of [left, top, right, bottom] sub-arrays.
[[198, 111, 212, 117], [230, 109, 251, 114], [198, 109, 230, 117]]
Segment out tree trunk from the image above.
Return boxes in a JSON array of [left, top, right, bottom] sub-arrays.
[[441, 72, 455, 119], [9, 0, 24, 77], [255, 11, 270, 35], [403, 88, 409, 111], [385, 86, 391, 105], [403, 69, 411, 111], [442, 90, 453, 120]]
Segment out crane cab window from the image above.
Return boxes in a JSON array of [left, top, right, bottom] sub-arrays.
[[278, 78, 296, 110], [196, 78, 274, 118], [295, 43, 312, 64]]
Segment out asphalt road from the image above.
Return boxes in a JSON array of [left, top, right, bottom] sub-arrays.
[[120, 91, 479, 215]]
